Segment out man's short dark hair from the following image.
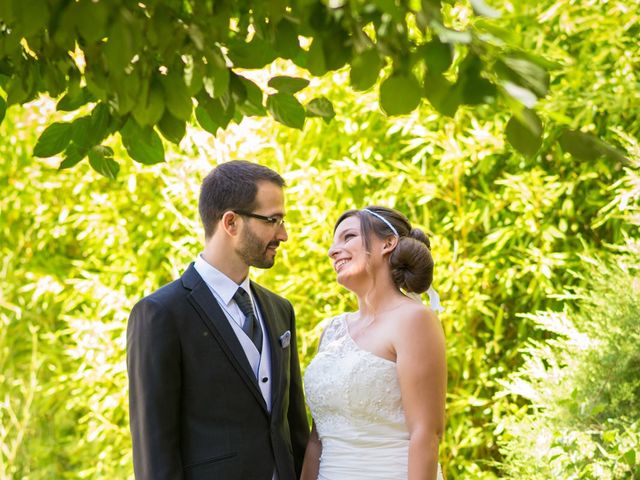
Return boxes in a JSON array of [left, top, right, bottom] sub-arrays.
[[199, 160, 285, 238]]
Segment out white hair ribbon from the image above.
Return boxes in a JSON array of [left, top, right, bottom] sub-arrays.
[[427, 286, 444, 313], [362, 208, 399, 238]]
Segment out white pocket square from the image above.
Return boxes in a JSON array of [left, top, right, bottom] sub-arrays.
[[279, 330, 291, 348]]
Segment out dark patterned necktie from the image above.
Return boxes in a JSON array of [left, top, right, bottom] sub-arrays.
[[233, 287, 262, 353]]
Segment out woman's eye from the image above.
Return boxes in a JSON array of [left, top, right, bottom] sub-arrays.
[[344, 234, 355, 241]]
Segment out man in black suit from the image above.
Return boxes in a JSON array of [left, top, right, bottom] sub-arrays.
[[127, 161, 309, 479]]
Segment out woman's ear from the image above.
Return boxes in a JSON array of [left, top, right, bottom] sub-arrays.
[[381, 236, 398, 255]]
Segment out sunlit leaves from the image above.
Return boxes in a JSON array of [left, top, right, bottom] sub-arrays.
[[0, 0, 627, 176]]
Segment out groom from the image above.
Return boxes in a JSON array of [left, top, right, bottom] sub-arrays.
[[127, 161, 309, 479]]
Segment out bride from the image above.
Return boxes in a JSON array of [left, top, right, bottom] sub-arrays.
[[301, 206, 446, 480]]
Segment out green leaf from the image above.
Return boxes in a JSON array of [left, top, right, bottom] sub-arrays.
[[33, 122, 73, 157], [306, 38, 327, 76], [70, 116, 92, 149], [424, 72, 460, 117], [306, 97, 335, 124], [505, 109, 543, 157], [458, 53, 496, 105], [431, 21, 472, 44], [132, 80, 165, 126], [469, 0, 501, 18], [502, 55, 549, 97], [104, 16, 133, 73], [120, 118, 165, 165], [195, 105, 220, 135], [58, 143, 87, 170], [501, 81, 538, 108], [88, 145, 119, 179], [15, 0, 49, 37], [157, 110, 186, 145], [203, 63, 230, 100], [323, 28, 351, 71], [0, 95, 6, 125], [379, 73, 422, 116], [229, 73, 248, 104], [56, 87, 94, 112], [621, 449, 636, 466], [423, 39, 453, 74], [275, 18, 300, 59], [559, 130, 628, 163], [89, 103, 111, 142], [5, 76, 28, 105], [227, 37, 277, 69], [266, 92, 305, 129], [236, 77, 266, 117], [268, 76, 310, 94], [350, 49, 382, 91], [73, 0, 108, 44], [161, 70, 193, 121], [197, 94, 235, 131]]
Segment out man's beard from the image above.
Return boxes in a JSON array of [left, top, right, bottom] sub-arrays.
[[236, 225, 279, 269]]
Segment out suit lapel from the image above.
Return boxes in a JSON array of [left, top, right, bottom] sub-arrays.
[[251, 282, 283, 410], [183, 265, 268, 413]]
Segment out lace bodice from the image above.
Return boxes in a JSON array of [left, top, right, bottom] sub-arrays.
[[304, 314, 405, 436], [304, 314, 444, 480]]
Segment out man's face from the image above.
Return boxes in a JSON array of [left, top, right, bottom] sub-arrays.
[[235, 181, 288, 269]]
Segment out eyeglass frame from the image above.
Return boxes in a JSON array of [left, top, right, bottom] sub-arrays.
[[232, 210, 286, 227]]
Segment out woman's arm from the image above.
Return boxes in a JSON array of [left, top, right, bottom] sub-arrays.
[[300, 421, 322, 480], [395, 307, 447, 480]]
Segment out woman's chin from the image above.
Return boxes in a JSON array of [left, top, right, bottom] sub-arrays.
[[336, 271, 359, 291]]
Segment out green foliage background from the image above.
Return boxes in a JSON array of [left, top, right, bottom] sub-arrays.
[[1, 1, 639, 479]]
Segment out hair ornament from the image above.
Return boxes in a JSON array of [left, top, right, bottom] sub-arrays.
[[362, 208, 399, 238]]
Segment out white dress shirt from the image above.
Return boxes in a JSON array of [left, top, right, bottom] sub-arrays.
[[193, 254, 273, 412]]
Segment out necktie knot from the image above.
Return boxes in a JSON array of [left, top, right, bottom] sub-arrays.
[[233, 287, 262, 353], [233, 287, 254, 317]]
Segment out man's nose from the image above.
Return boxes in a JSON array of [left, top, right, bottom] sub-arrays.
[[277, 224, 288, 242]]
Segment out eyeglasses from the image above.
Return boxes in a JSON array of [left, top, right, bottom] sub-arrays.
[[233, 210, 286, 228]]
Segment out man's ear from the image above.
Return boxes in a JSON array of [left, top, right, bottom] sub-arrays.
[[220, 211, 240, 236]]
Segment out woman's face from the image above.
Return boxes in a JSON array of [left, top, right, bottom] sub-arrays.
[[328, 215, 370, 288]]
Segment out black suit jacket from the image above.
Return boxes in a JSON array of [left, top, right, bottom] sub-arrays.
[[127, 264, 309, 479]]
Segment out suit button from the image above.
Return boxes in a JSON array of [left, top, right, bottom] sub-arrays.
[[262, 377, 268, 383]]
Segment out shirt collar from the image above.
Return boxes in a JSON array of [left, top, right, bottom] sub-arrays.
[[194, 254, 251, 305]]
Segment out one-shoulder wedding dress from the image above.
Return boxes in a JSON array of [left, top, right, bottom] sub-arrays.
[[304, 314, 444, 480]]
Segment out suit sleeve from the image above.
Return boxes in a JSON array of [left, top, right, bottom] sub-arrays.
[[127, 297, 183, 479], [286, 302, 311, 477]]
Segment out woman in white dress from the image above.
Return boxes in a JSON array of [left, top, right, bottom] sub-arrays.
[[301, 206, 446, 480]]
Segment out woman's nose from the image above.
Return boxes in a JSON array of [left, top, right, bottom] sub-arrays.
[[328, 244, 338, 258]]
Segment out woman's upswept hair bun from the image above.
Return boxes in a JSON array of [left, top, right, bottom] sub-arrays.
[[390, 228, 433, 294], [334, 206, 434, 294]]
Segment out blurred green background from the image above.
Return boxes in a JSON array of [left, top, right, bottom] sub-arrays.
[[1, 0, 639, 478]]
